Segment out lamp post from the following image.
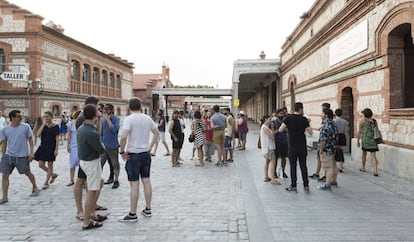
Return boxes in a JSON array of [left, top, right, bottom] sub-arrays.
[[26, 80, 32, 119]]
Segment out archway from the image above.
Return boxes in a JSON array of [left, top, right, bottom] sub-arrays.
[[387, 23, 414, 108], [340, 87, 354, 152]]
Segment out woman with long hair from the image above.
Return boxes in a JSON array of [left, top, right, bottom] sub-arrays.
[[357, 108, 380, 176], [34, 111, 60, 189], [66, 110, 81, 186], [260, 115, 280, 185]]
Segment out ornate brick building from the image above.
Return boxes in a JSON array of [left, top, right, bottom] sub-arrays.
[[280, 0, 414, 179], [0, 1, 133, 120]]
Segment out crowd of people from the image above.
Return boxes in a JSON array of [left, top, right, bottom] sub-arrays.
[[0, 98, 383, 229], [259, 102, 382, 192]]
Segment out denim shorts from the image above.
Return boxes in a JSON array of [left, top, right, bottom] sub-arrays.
[[125, 151, 151, 181], [224, 136, 233, 149]]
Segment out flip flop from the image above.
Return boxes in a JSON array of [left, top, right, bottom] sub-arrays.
[[95, 206, 108, 211], [50, 174, 58, 184], [66, 181, 75, 187], [359, 168, 366, 172], [92, 214, 108, 222], [76, 215, 84, 221], [82, 221, 103, 230]]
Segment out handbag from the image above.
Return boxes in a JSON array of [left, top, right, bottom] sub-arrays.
[[373, 119, 383, 144], [334, 147, 344, 162], [257, 135, 261, 149], [188, 134, 195, 143]]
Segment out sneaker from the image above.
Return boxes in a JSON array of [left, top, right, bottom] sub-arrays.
[[285, 185, 297, 192], [141, 207, 152, 217], [119, 213, 138, 223], [318, 176, 326, 182], [283, 173, 289, 178], [309, 173, 319, 179], [331, 181, 338, 187], [112, 181, 120, 189], [30, 188, 40, 197], [317, 184, 332, 190]]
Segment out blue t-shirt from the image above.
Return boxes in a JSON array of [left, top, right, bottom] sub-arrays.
[[211, 113, 226, 130], [272, 119, 288, 143], [0, 123, 33, 157]]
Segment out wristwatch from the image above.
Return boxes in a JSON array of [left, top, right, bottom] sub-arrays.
[[119, 151, 125, 155]]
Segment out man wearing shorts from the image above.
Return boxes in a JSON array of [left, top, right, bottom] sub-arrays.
[[211, 105, 227, 166], [77, 105, 106, 230], [0, 110, 40, 204], [317, 109, 338, 190], [74, 96, 106, 221], [150, 109, 170, 156], [119, 98, 159, 222]]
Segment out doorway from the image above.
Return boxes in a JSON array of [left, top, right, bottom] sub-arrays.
[[340, 87, 354, 153]]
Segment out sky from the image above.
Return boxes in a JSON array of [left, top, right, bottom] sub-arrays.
[[10, 0, 315, 88]]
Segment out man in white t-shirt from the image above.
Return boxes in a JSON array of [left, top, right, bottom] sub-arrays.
[[119, 98, 159, 222]]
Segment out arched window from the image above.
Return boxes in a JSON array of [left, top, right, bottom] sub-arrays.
[[102, 70, 108, 86], [388, 23, 414, 108], [83, 64, 91, 83], [109, 72, 115, 88], [71, 60, 80, 80], [93, 67, 100, 84], [0, 49, 5, 73], [116, 75, 121, 89], [52, 105, 60, 117]]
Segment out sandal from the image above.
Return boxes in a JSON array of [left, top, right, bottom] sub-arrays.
[[82, 221, 103, 230], [95, 206, 108, 211], [271, 180, 281, 185], [42, 184, 49, 190], [76, 215, 84, 221], [0, 199, 8, 204], [66, 181, 75, 186], [263, 177, 271, 182], [92, 214, 108, 222], [50, 173, 58, 184], [359, 168, 366, 172], [373, 173, 379, 177]]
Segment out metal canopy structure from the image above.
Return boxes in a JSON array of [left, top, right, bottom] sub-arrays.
[[152, 88, 232, 96]]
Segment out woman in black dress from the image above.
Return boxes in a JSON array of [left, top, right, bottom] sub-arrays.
[[34, 111, 60, 190]]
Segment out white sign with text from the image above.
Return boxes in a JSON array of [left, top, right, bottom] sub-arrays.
[[329, 19, 368, 66]]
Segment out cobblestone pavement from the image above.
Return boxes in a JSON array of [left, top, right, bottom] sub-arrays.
[[1, 120, 414, 241]]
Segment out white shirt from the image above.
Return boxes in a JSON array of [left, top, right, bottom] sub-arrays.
[[179, 117, 185, 133], [122, 112, 157, 153]]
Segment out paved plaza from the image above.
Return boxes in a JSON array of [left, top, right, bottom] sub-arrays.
[[1, 121, 414, 242]]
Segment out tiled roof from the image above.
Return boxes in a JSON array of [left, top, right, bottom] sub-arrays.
[[132, 74, 161, 89]]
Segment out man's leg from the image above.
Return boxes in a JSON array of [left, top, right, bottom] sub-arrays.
[[25, 172, 38, 191], [288, 150, 298, 187], [129, 181, 140, 214], [83, 190, 99, 227], [298, 149, 309, 187], [141, 178, 152, 209], [74, 178, 85, 217], [1, 173, 9, 201]]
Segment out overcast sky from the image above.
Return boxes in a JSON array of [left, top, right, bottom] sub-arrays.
[[11, 0, 315, 88]]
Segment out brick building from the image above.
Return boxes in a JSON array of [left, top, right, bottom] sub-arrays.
[[280, 0, 414, 179], [132, 64, 184, 117], [0, 1, 133, 121]]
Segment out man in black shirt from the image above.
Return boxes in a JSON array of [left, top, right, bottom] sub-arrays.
[[279, 102, 313, 192]]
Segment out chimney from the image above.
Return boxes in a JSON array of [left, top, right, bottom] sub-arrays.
[[162, 62, 167, 79], [260, 51, 266, 60]]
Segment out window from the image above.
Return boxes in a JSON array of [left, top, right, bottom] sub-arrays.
[[52, 105, 60, 117], [93, 67, 100, 84], [82, 64, 90, 83], [116, 75, 121, 89], [102, 70, 108, 86], [0, 49, 5, 73], [71, 60, 80, 80], [109, 72, 115, 88]]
